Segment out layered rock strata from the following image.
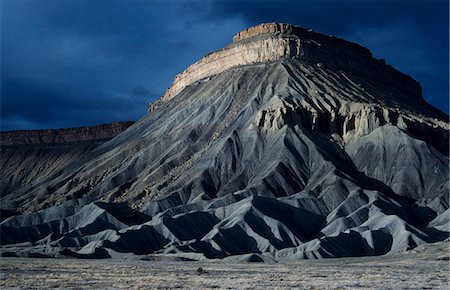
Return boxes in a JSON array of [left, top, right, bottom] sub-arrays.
[[160, 23, 422, 105], [1, 121, 133, 146]]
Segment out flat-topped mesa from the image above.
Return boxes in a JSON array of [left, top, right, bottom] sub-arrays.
[[0, 121, 134, 147], [157, 23, 422, 105]]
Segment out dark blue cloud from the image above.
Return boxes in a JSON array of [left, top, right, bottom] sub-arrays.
[[1, 0, 448, 131]]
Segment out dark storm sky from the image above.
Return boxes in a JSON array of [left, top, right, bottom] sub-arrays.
[[1, 0, 448, 131]]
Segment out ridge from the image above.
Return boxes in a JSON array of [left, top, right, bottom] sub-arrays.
[[0, 121, 134, 146]]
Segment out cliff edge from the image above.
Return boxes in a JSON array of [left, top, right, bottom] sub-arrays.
[[158, 23, 422, 106]]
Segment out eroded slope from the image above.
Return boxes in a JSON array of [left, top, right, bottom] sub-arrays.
[[1, 24, 448, 260]]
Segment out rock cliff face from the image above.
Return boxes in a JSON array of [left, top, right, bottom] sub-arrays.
[[160, 23, 423, 106], [1, 121, 134, 146], [1, 23, 448, 260]]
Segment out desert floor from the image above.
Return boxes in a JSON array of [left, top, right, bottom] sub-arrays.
[[1, 243, 448, 289]]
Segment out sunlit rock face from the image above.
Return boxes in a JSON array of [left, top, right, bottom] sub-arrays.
[[160, 23, 423, 104], [1, 23, 448, 260]]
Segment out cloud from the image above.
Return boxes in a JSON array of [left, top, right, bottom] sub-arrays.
[[1, 0, 448, 131], [347, 23, 449, 112], [0, 0, 237, 130]]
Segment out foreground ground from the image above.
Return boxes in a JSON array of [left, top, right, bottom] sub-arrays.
[[1, 243, 448, 289]]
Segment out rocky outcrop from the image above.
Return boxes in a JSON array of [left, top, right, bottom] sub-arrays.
[[159, 23, 423, 106], [161, 34, 301, 101], [232, 22, 296, 42], [0, 121, 133, 146]]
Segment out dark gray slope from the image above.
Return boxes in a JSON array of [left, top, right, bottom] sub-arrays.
[[0, 143, 97, 213], [0, 122, 133, 215], [345, 125, 448, 200], [1, 59, 448, 260]]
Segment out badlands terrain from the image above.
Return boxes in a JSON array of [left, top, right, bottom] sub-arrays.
[[0, 23, 448, 271]]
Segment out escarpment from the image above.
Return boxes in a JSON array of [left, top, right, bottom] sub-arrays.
[[1, 121, 134, 147], [160, 30, 301, 102], [159, 23, 423, 106]]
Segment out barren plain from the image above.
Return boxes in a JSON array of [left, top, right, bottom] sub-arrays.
[[1, 242, 448, 289]]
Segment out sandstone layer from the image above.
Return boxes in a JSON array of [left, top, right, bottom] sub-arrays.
[[159, 23, 423, 106]]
